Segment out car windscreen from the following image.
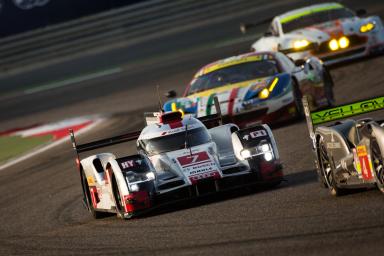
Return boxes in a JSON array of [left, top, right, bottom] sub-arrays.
[[281, 8, 354, 33], [187, 60, 279, 95], [139, 127, 211, 155]]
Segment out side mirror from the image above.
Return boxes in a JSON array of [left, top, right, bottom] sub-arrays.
[[294, 59, 306, 67], [165, 90, 177, 98], [356, 9, 367, 17], [240, 23, 254, 34]]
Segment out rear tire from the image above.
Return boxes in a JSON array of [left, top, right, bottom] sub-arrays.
[[81, 170, 104, 219]]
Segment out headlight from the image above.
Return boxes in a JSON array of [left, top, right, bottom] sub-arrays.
[[329, 39, 339, 51], [360, 22, 375, 33], [258, 88, 270, 99], [145, 172, 155, 180], [293, 39, 310, 49], [264, 152, 274, 161], [240, 149, 252, 160], [130, 184, 140, 192], [338, 36, 349, 49], [258, 144, 270, 152]]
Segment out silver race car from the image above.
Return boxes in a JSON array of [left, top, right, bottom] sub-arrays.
[[70, 106, 283, 219], [303, 95, 384, 196], [242, 2, 384, 65]]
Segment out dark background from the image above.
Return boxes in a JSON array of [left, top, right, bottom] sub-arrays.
[[0, 0, 145, 38]]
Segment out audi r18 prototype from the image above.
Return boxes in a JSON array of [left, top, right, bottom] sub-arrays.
[[303, 95, 384, 196], [163, 51, 334, 128], [242, 2, 384, 65], [70, 109, 283, 219]]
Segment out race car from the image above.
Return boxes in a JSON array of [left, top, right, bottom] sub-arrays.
[[163, 51, 334, 128], [69, 108, 283, 219], [241, 2, 384, 65], [303, 95, 384, 196]]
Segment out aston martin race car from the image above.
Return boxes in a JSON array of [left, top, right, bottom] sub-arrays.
[[69, 109, 283, 219], [163, 51, 334, 128], [303, 95, 384, 196], [242, 2, 384, 65]]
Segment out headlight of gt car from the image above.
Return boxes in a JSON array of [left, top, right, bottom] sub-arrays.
[[360, 22, 375, 33], [293, 39, 310, 49]]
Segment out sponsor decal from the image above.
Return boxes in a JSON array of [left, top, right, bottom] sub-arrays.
[[189, 171, 220, 184], [120, 159, 143, 169], [357, 145, 373, 181], [327, 142, 341, 149], [87, 176, 95, 186], [242, 129, 267, 141], [311, 96, 384, 125]]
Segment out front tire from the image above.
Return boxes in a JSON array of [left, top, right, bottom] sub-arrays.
[[371, 139, 384, 193], [318, 138, 346, 196]]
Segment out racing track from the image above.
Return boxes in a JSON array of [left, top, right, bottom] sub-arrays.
[[0, 0, 384, 255]]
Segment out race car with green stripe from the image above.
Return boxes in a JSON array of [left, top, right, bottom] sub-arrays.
[[303, 95, 384, 196], [164, 51, 334, 127], [241, 2, 384, 65]]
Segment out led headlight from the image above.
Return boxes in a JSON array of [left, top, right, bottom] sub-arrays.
[[240, 149, 252, 160], [258, 88, 270, 99], [264, 152, 274, 161], [258, 144, 270, 152], [360, 22, 375, 33], [293, 39, 310, 49], [145, 172, 155, 180], [329, 39, 339, 51], [130, 184, 139, 192], [338, 36, 350, 49]]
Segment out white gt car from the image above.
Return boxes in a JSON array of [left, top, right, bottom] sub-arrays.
[[242, 2, 384, 65]]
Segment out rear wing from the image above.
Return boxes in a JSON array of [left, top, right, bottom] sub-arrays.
[[302, 95, 384, 139], [69, 129, 140, 171]]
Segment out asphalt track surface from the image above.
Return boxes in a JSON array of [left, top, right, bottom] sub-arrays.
[[1, 1, 384, 255]]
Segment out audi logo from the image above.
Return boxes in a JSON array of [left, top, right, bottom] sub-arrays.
[[13, 0, 50, 10]]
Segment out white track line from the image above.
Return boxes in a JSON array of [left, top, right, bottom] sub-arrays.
[[0, 118, 105, 171], [24, 67, 122, 95]]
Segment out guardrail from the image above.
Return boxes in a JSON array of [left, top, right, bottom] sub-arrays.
[[0, 0, 270, 74]]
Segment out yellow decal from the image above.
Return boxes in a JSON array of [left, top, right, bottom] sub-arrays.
[[188, 78, 264, 98], [280, 3, 343, 24], [198, 55, 263, 76], [357, 145, 367, 157], [87, 176, 95, 185]]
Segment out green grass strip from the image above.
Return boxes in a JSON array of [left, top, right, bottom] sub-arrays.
[[0, 135, 52, 163]]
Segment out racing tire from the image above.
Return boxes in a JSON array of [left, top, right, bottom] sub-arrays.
[[111, 174, 126, 218], [323, 67, 335, 107], [371, 139, 384, 193], [318, 138, 347, 196], [80, 170, 104, 219], [292, 78, 304, 118]]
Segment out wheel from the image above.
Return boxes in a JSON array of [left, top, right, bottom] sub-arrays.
[[292, 78, 304, 118], [318, 138, 346, 196], [111, 174, 126, 218], [322, 68, 335, 106], [80, 170, 104, 219], [371, 139, 384, 193]]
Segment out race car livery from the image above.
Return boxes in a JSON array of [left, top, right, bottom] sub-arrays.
[[164, 51, 334, 128], [244, 2, 384, 65], [70, 109, 283, 219], [303, 95, 384, 196]]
